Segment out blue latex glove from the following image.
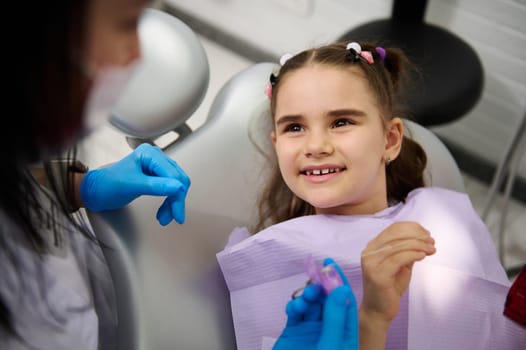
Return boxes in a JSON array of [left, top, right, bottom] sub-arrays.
[[80, 143, 190, 225], [273, 258, 358, 350]]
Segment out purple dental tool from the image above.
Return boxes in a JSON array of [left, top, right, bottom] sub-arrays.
[[291, 255, 344, 299]]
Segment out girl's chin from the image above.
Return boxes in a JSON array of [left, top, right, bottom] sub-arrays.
[[306, 199, 345, 213]]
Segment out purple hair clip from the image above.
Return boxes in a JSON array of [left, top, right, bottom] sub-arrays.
[[291, 255, 344, 299], [375, 46, 386, 61]]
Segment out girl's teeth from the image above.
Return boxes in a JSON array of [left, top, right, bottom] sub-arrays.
[[306, 168, 340, 175]]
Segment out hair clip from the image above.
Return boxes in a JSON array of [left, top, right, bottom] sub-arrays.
[[265, 83, 273, 99], [346, 42, 361, 62], [346, 42, 376, 64], [265, 73, 279, 99], [291, 255, 344, 299], [265, 52, 294, 99], [375, 47, 386, 61], [279, 53, 294, 66], [269, 73, 278, 86], [346, 42, 362, 54], [360, 51, 374, 64]]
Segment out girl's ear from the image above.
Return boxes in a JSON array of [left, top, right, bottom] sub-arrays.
[[385, 117, 403, 161]]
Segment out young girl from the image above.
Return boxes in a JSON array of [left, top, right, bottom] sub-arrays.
[[217, 42, 525, 349]]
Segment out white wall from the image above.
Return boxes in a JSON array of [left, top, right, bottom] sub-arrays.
[[163, 0, 526, 179]]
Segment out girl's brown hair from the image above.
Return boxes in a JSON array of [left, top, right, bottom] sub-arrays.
[[252, 41, 427, 232]]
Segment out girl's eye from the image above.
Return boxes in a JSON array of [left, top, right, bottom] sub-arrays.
[[332, 119, 354, 128], [283, 123, 304, 133]]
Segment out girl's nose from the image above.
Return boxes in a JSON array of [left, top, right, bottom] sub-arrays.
[[304, 131, 334, 158]]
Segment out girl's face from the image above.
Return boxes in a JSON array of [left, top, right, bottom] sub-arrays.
[[271, 65, 402, 216], [86, 0, 147, 71]]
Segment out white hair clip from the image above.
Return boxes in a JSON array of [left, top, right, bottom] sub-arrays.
[[346, 41, 375, 64], [346, 42, 362, 54], [279, 53, 294, 66]]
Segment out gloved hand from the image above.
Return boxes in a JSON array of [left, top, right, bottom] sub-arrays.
[[80, 143, 190, 225], [273, 258, 358, 350]]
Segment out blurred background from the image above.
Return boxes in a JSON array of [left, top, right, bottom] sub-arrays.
[[80, 0, 526, 276]]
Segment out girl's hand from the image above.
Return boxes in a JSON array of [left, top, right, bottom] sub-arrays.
[[360, 221, 435, 338]]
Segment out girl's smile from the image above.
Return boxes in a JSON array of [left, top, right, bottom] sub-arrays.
[[300, 164, 347, 183]]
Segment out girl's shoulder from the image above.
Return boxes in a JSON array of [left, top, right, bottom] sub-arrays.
[[406, 186, 472, 209], [391, 186, 483, 232], [409, 185, 468, 198]]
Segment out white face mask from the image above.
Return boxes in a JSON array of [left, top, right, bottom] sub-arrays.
[[82, 60, 140, 135]]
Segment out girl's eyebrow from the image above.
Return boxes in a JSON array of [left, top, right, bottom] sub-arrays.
[[327, 108, 367, 118], [276, 108, 367, 125], [275, 115, 302, 126]]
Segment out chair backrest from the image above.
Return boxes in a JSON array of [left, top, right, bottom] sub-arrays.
[[88, 13, 465, 349]]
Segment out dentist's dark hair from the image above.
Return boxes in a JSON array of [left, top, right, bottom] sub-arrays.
[[253, 41, 427, 232], [1, 0, 95, 339]]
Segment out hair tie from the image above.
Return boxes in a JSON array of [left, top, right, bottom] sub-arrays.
[[345, 42, 361, 62], [360, 51, 374, 64], [375, 47, 386, 61], [279, 53, 293, 66], [346, 42, 361, 53], [269, 73, 278, 86], [265, 83, 273, 100], [266, 53, 292, 100], [345, 42, 374, 64], [266, 73, 279, 99]]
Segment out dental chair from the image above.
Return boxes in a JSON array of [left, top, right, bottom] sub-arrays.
[[87, 8, 465, 349]]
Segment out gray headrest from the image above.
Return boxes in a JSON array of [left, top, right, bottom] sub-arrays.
[[110, 8, 209, 139]]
